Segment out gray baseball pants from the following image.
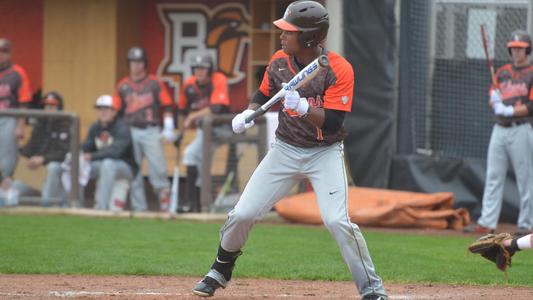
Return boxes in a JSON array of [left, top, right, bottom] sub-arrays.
[[219, 139, 386, 298], [478, 123, 533, 230], [182, 126, 233, 186], [129, 126, 169, 211], [0, 118, 17, 180], [89, 158, 133, 210]]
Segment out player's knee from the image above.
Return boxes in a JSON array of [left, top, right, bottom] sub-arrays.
[[322, 217, 345, 232], [230, 208, 257, 224], [100, 159, 118, 174], [47, 162, 62, 174]]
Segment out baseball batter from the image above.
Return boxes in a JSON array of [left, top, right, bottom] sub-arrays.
[[192, 2, 387, 299], [464, 30, 533, 236]]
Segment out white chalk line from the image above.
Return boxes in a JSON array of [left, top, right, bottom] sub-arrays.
[[0, 291, 479, 299]]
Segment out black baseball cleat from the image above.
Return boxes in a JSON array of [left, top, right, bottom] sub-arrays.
[[192, 276, 223, 297], [362, 294, 388, 300]]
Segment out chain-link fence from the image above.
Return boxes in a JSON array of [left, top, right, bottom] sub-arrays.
[[402, 0, 532, 159]]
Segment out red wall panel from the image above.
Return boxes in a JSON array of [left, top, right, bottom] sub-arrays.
[[0, 0, 43, 94]]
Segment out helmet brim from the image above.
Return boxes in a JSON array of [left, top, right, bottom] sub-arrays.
[[507, 41, 529, 48], [273, 19, 299, 31]]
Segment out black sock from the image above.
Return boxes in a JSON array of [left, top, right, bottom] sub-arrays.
[[184, 166, 198, 211], [211, 245, 242, 281]]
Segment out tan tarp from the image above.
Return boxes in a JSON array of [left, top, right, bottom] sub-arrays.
[[275, 187, 470, 230]]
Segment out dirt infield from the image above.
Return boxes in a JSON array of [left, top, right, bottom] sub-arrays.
[[1, 274, 532, 300]]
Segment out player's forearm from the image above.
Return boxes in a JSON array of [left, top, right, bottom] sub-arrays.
[[190, 107, 211, 120], [163, 110, 173, 119], [177, 114, 186, 132], [247, 103, 261, 111], [514, 104, 530, 117], [303, 107, 325, 128]]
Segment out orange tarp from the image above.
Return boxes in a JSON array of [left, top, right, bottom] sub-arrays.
[[274, 187, 470, 230]]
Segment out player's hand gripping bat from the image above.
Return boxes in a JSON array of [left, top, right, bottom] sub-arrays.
[[245, 55, 329, 123]]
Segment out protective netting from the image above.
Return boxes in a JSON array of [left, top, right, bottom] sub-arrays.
[[404, 0, 531, 159]]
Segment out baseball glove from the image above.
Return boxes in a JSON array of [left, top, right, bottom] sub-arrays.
[[468, 233, 515, 271]]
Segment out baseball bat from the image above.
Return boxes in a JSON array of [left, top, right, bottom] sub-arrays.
[[480, 24, 499, 90], [169, 134, 182, 214], [245, 54, 329, 123], [169, 164, 179, 213]]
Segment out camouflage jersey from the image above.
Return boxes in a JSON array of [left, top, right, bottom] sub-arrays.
[[492, 63, 533, 126], [114, 75, 173, 128], [0, 63, 31, 110], [178, 72, 230, 114], [254, 49, 354, 148]]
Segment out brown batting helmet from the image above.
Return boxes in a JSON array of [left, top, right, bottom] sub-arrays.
[[0, 38, 12, 53], [507, 30, 531, 55], [191, 54, 214, 73], [127, 46, 148, 65], [273, 1, 329, 48]]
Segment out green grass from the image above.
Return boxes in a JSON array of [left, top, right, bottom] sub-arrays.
[[0, 215, 532, 286]]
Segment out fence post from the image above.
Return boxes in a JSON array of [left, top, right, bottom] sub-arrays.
[[69, 114, 80, 208]]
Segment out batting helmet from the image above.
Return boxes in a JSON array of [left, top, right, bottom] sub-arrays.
[[507, 30, 532, 55], [127, 46, 148, 65], [0, 38, 12, 53], [191, 54, 214, 73], [273, 0, 329, 48]]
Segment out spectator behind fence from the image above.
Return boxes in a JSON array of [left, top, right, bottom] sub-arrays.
[[464, 30, 533, 237], [19, 92, 70, 206], [114, 46, 175, 212], [82, 95, 137, 210], [0, 38, 31, 197], [177, 54, 232, 213]]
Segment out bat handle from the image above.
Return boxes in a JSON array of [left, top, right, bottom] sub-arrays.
[[245, 107, 266, 123]]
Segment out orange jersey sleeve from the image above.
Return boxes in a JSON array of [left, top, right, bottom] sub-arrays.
[[158, 79, 173, 106], [323, 53, 354, 112], [114, 77, 130, 111], [259, 50, 288, 97], [13, 65, 31, 103], [210, 72, 229, 106], [112, 91, 122, 111]]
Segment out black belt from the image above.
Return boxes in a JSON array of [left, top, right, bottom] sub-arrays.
[[132, 123, 158, 129], [498, 121, 528, 128]]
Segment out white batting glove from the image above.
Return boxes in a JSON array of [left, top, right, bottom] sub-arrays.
[[232, 109, 255, 134], [161, 116, 176, 142], [493, 102, 514, 117], [490, 89, 502, 105], [284, 90, 309, 116]]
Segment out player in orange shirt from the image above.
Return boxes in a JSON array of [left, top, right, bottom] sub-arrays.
[[0, 38, 31, 194], [177, 54, 231, 213], [114, 47, 175, 212], [192, 2, 387, 299]]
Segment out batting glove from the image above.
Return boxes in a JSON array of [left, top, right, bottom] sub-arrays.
[[232, 109, 255, 134], [284, 90, 309, 116], [493, 102, 514, 117], [490, 89, 502, 105], [161, 116, 177, 142]]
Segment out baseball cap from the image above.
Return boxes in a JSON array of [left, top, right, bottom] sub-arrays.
[[43, 92, 63, 107], [95, 95, 115, 109]]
